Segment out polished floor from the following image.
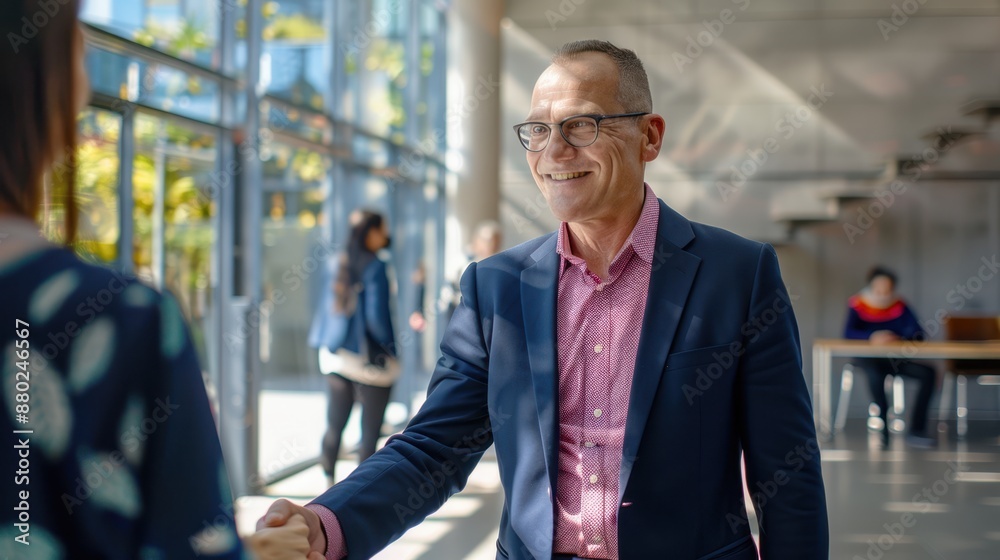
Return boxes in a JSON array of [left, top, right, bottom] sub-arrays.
[[237, 393, 1000, 559], [823, 420, 1000, 560]]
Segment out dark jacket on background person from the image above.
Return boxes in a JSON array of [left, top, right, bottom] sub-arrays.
[[309, 255, 396, 365]]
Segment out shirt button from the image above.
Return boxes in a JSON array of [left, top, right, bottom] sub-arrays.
[[593, 535, 603, 543], [589, 474, 598, 484], [593, 409, 602, 418], [594, 344, 603, 353], [595, 284, 604, 292], [584, 441, 595, 448]]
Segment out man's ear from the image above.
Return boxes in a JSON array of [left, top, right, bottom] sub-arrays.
[[640, 114, 666, 163]]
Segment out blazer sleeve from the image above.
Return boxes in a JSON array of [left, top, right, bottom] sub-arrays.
[[738, 245, 830, 559], [309, 261, 494, 559]]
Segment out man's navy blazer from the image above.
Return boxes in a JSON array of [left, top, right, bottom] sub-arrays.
[[312, 198, 829, 559]]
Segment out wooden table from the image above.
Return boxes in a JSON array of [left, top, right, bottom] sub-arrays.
[[811, 338, 1000, 438]]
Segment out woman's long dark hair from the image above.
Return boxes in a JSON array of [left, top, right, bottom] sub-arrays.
[[333, 210, 384, 314], [0, 0, 81, 244]]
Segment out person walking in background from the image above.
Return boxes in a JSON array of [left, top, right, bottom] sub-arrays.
[[0, 2, 312, 558], [844, 266, 937, 448], [408, 260, 428, 333], [439, 220, 503, 323], [308, 210, 397, 482]]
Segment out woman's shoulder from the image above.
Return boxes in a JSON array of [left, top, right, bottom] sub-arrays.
[[362, 255, 389, 276], [1, 247, 173, 333]]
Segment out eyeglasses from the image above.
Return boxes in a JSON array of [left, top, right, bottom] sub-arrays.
[[513, 112, 649, 152]]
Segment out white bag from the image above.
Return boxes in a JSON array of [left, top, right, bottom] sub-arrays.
[[318, 346, 401, 388]]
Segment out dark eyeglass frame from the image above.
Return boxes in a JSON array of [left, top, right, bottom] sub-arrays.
[[513, 112, 649, 152]]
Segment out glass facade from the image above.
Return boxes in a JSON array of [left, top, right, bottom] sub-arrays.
[[59, 0, 449, 495]]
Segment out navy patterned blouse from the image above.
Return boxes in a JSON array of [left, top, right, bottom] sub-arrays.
[[0, 247, 245, 559]]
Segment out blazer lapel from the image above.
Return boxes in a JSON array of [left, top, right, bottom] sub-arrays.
[[520, 236, 561, 495], [619, 201, 701, 501]]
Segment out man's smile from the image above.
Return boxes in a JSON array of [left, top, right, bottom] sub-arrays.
[[547, 171, 591, 181]]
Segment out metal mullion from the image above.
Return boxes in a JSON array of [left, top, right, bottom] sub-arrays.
[[434, 7, 448, 155], [269, 129, 351, 159], [152, 121, 166, 291], [405, 1, 420, 148], [240, 0, 265, 498], [90, 92, 230, 137], [83, 23, 239, 87], [118, 109, 135, 275]]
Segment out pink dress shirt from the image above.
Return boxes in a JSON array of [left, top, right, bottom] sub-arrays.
[[552, 185, 658, 559], [308, 184, 659, 560]]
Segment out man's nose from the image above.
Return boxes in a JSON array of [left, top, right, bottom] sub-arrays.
[[543, 128, 576, 159]]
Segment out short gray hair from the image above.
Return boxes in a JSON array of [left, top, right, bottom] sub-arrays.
[[553, 40, 652, 113]]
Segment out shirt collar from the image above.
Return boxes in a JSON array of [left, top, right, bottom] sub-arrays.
[[556, 183, 659, 274]]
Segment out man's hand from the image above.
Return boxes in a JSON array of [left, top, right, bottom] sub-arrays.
[[255, 499, 327, 560], [869, 330, 900, 345], [245, 513, 322, 560]]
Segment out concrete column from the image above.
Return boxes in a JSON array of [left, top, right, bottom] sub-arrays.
[[446, 0, 503, 270]]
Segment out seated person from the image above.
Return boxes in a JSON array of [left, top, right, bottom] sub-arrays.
[[843, 266, 936, 448]]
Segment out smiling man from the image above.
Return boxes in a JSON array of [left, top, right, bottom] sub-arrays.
[[258, 40, 829, 560]]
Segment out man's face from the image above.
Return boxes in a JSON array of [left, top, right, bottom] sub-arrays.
[[524, 52, 662, 225]]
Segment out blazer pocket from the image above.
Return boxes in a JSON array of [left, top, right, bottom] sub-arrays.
[[495, 538, 509, 559], [665, 343, 735, 371]]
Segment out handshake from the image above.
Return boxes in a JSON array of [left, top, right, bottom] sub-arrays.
[[246, 499, 328, 560]]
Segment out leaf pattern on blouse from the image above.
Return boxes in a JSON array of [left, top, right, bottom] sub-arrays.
[[69, 317, 115, 393], [29, 269, 80, 325]]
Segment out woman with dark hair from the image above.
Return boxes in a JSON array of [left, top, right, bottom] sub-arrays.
[[0, 3, 312, 558], [309, 209, 396, 481], [843, 266, 937, 448]]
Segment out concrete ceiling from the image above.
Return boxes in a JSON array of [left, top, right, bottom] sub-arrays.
[[502, 0, 1000, 181]]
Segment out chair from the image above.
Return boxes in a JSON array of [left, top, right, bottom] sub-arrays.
[[939, 315, 1000, 438], [834, 363, 907, 435]]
